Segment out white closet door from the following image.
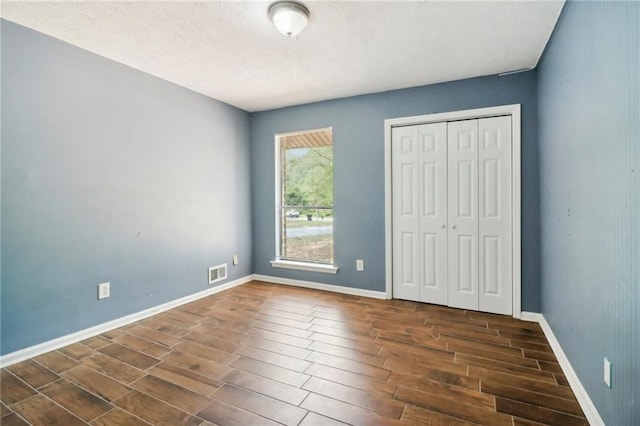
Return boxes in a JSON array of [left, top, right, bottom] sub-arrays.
[[418, 123, 448, 304], [392, 116, 513, 315], [447, 120, 479, 310], [392, 126, 420, 301], [478, 116, 512, 314]]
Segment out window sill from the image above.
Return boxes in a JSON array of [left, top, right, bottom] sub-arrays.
[[270, 260, 339, 274]]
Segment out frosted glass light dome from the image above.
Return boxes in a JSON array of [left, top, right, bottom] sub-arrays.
[[269, 2, 310, 38]]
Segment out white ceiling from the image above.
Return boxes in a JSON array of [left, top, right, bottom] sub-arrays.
[[1, 1, 564, 112]]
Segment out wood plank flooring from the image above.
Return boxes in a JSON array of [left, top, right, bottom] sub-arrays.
[[0, 281, 587, 425]]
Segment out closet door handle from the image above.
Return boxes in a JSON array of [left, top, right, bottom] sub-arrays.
[[451, 225, 457, 229], [441, 224, 446, 229]]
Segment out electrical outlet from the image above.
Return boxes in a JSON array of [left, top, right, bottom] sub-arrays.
[[98, 282, 110, 300], [604, 357, 612, 388], [356, 259, 364, 272], [233, 255, 239, 265]]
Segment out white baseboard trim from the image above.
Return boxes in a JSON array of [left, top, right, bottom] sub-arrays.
[[520, 311, 544, 323], [0, 275, 253, 368], [253, 274, 388, 300], [521, 311, 604, 426]]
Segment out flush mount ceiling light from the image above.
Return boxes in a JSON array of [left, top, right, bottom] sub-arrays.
[[269, 1, 310, 38]]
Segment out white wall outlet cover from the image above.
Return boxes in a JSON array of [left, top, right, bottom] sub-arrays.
[[98, 282, 110, 300], [604, 357, 612, 388], [233, 255, 239, 265], [356, 259, 364, 271]]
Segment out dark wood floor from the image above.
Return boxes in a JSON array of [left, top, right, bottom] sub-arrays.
[[0, 281, 587, 426]]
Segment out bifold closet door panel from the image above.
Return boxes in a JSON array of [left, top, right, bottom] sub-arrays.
[[447, 120, 479, 311], [417, 122, 448, 305], [392, 126, 420, 301], [392, 115, 513, 314], [478, 116, 512, 315]]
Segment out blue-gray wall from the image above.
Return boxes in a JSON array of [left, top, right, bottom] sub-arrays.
[[1, 21, 252, 355], [538, 2, 639, 424], [251, 73, 541, 312]]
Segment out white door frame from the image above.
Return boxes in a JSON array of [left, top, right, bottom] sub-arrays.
[[384, 104, 522, 318]]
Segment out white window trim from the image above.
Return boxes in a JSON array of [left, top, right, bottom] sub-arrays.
[[273, 127, 338, 272], [270, 260, 339, 274]]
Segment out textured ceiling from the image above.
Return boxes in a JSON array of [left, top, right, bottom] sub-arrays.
[[1, 1, 564, 112]]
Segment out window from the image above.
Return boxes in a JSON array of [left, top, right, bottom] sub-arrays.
[[271, 128, 337, 273]]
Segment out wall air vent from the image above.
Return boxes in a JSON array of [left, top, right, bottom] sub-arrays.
[[208, 263, 228, 285]]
